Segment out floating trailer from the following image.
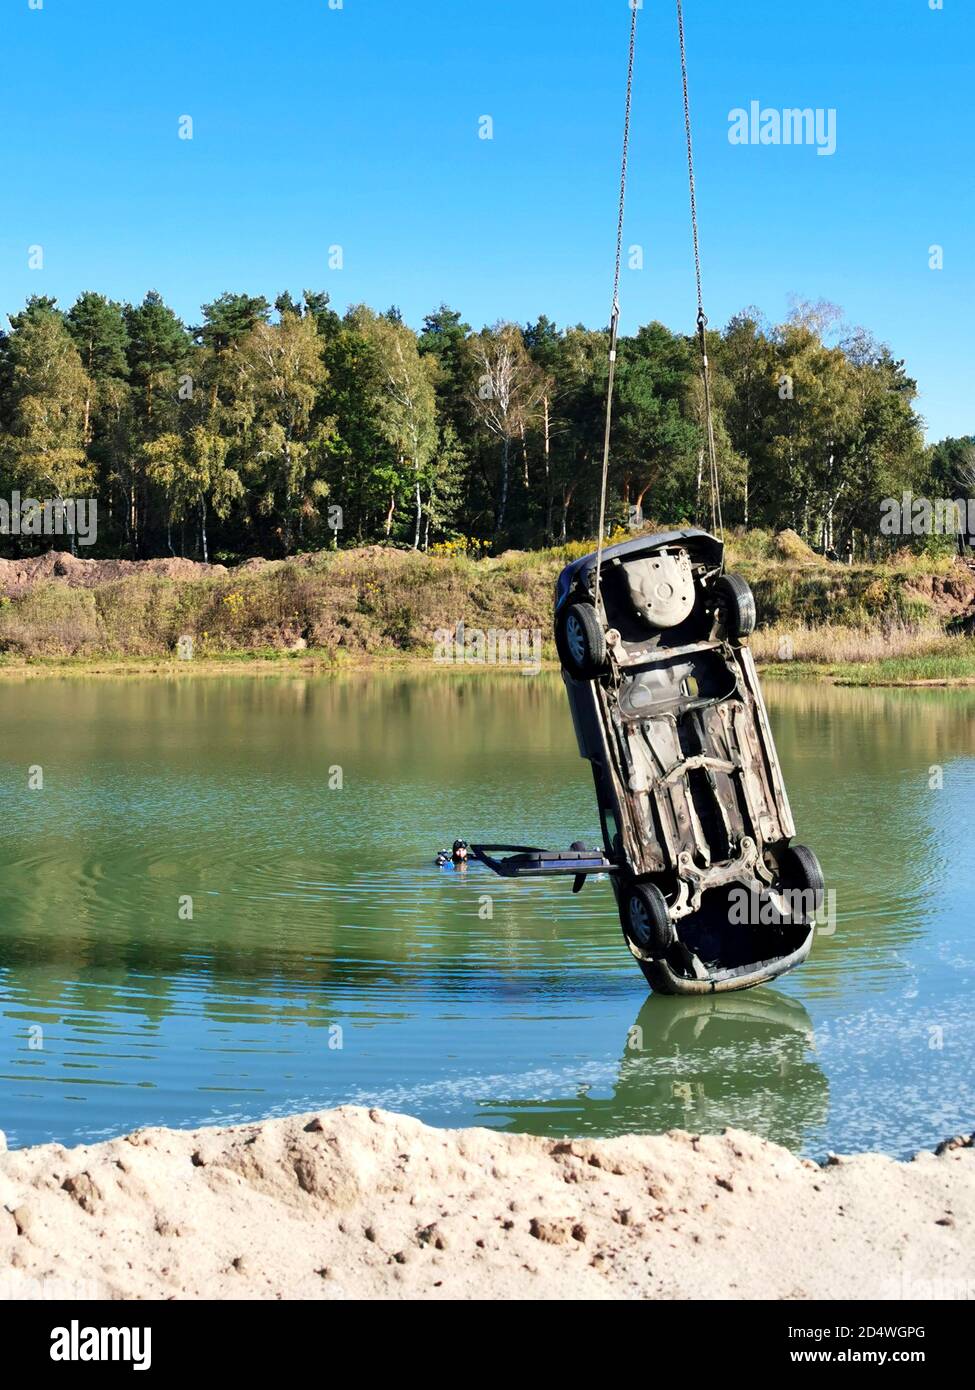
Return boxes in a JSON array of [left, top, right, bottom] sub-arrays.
[[474, 529, 825, 995]]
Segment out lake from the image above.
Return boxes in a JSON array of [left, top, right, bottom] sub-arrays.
[[0, 671, 972, 1158]]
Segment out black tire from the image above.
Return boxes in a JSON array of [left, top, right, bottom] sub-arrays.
[[556, 602, 607, 678], [777, 843, 825, 920], [620, 881, 674, 958], [712, 572, 756, 639]]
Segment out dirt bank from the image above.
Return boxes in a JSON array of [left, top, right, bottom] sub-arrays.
[[0, 546, 559, 660], [0, 550, 229, 596], [1, 544, 974, 668], [1, 1107, 972, 1300]]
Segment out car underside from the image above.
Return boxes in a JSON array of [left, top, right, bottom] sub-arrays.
[[474, 529, 824, 995]]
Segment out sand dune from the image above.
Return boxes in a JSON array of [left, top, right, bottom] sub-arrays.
[[1, 1108, 972, 1300]]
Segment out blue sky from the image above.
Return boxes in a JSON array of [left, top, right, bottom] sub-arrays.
[[1, 0, 971, 441]]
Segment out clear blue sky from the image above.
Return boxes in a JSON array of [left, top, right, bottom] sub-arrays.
[[1, 0, 970, 441]]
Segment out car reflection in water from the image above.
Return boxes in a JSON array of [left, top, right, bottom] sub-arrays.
[[489, 989, 828, 1154]]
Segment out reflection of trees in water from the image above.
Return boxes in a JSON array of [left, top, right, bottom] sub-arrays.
[[0, 881, 619, 1028], [14, 672, 966, 779], [0, 671, 584, 1030], [0, 929, 480, 1026], [1, 676, 964, 1067], [491, 989, 828, 1153], [765, 682, 975, 982], [767, 681, 975, 762], [0, 671, 572, 772]]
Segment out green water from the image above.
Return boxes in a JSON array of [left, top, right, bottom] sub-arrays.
[[0, 672, 973, 1157]]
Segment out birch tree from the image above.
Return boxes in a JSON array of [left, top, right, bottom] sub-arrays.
[[232, 313, 334, 552], [2, 308, 93, 506], [355, 308, 437, 549], [470, 322, 543, 534]]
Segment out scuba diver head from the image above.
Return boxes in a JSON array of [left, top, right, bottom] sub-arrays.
[[435, 840, 470, 867]]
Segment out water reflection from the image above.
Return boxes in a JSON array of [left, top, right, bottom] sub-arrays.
[[488, 990, 827, 1152], [0, 673, 972, 1155]]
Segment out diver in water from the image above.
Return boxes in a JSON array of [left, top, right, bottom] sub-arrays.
[[435, 840, 470, 867]]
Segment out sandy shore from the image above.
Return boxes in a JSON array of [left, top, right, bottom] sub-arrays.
[[1, 1107, 973, 1300]]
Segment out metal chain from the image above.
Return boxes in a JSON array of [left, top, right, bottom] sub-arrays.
[[677, 0, 723, 543], [594, 1, 638, 617]]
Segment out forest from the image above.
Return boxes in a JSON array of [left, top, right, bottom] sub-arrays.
[[0, 288, 970, 562]]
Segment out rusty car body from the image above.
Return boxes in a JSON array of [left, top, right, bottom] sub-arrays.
[[474, 528, 824, 995]]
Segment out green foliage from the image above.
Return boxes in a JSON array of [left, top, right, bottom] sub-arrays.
[[0, 289, 962, 565], [0, 308, 91, 501]]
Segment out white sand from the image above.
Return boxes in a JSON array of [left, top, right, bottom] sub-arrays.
[[1, 1108, 972, 1300]]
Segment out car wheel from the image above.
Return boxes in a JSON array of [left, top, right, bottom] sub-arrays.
[[712, 573, 756, 639], [777, 843, 825, 919], [556, 602, 607, 678], [621, 881, 674, 957]]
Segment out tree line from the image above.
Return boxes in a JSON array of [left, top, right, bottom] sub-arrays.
[[0, 288, 968, 561]]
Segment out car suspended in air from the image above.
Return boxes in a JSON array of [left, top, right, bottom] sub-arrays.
[[473, 529, 825, 995]]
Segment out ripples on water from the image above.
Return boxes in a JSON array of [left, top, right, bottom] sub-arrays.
[[0, 674, 972, 1157]]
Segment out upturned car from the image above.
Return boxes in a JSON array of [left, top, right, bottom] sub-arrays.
[[474, 528, 825, 995]]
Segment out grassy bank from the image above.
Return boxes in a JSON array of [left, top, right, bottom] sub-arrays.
[[4, 648, 975, 687], [0, 547, 558, 661], [760, 644, 975, 687], [0, 530, 973, 685]]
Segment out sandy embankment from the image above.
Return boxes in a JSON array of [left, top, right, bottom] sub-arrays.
[[1, 1107, 973, 1300]]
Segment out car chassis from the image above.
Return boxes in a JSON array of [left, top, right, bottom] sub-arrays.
[[473, 529, 824, 995]]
